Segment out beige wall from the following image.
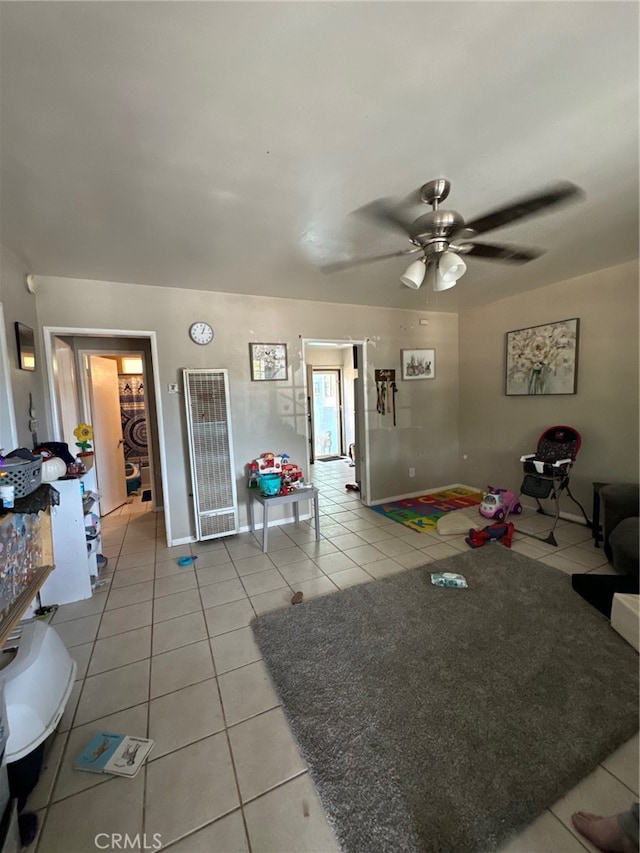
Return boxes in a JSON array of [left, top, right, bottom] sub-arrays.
[[0, 245, 46, 449], [10, 259, 636, 544], [458, 260, 639, 515], [34, 275, 458, 543]]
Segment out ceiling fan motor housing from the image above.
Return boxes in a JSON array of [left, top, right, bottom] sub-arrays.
[[410, 209, 465, 244]]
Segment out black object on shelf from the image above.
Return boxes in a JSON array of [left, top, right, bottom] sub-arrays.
[[0, 483, 59, 516]]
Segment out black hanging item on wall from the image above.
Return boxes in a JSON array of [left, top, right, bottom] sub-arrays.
[[392, 381, 398, 426], [374, 370, 397, 423]]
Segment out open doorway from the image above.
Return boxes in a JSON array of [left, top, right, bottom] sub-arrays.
[[303, 339, 370, 504], [43, 327, 171, 545], [79, 352, 152, 506], [311, 368, 344, 459]]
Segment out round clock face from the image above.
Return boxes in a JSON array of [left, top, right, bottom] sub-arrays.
[[189, 321, 214, 345]]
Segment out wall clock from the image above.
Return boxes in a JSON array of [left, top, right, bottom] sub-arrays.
[[189, 321, 214, 345]]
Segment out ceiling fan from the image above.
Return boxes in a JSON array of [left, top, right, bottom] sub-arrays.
[[321, 178, 585, 291]]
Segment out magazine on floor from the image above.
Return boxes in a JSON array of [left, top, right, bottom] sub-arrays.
[[75, 732, 154, 778]]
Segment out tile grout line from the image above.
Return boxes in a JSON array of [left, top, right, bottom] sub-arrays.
[[35, 470, 614, 851], [193, 546, 255, 853]]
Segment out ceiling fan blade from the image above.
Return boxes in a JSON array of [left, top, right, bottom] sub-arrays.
[[461, 181, 585, 237], [320, 246, 421, 274], [457, 242, 545, 263], [350, 198, 415, 235]]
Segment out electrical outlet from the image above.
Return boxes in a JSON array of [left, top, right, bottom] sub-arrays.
[[419, 318, 429, 326], [409, 467, 415, 478], [167, 383, 179, 394], [29, 419, 38, 432]]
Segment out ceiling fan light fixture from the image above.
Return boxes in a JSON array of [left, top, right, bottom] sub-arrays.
[[438, 251, 467, 285], [400, 259, 426, 289], [428, 264, 457, 292]]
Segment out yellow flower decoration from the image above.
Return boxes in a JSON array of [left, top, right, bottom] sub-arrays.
[[74, 423, 94, 452]]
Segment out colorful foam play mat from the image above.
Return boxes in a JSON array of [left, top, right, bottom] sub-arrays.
[[372, 487, 483, 533]]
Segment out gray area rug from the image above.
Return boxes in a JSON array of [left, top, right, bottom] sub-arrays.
[[252, 547, 639, 853]]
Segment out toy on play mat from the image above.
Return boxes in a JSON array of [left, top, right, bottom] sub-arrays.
[[479, 487, 522, 521]]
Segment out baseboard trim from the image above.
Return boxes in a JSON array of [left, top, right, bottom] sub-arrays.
[[370, 483, 483, 507]]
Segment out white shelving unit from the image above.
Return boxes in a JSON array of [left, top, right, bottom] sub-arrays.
[[39, 468, 101, 606]]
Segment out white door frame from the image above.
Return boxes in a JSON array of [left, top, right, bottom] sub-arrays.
[[301, 339, 371, 505], [42, 326, 172, 546]]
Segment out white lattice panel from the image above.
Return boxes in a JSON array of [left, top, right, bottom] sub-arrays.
[[183, 369, 238, 540]]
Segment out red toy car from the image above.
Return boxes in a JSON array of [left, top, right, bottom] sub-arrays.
[[479, 487, 522, 521]]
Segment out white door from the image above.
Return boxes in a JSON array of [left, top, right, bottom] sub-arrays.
[[88, 355, 128, 515]]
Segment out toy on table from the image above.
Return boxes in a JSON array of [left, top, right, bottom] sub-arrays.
[[479, 486, 522, 521], [247, 452, 282, 488], [246, 452, 304, 495]]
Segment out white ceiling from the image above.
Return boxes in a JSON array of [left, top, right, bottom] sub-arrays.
[[1, 2, 638, 312]]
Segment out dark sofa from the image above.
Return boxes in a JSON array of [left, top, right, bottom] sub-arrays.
[[600, 483, 639, 576], [571, 483, 639, 618]]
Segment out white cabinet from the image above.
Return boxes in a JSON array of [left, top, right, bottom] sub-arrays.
[[39, 469, 100, 606]]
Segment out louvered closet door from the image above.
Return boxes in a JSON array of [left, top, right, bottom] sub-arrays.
[[183, 369, 238, 540]]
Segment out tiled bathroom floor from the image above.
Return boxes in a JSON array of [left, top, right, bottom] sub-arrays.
[[27, 464, 638, 852]]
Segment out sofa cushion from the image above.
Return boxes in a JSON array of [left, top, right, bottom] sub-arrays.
[[609, 517, 640, 577]]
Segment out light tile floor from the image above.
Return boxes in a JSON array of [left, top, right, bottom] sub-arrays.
[[27, 465, 638, 852]]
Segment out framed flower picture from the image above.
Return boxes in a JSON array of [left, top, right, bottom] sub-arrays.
[[505, 318, 579, 395], [249, 343, 288, 381], [401, 349, 435, 380]]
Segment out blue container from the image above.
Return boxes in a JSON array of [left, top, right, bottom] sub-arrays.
[[259, 473, 281, 496]]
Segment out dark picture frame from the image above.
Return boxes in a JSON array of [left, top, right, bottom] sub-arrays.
[[15, 322, 36, 371], [401, 348, 435, 380], [505, 318, 579, 395], [249, 342, 288, 381]]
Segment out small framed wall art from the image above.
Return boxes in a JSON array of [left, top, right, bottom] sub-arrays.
[[401, 348, 435, 380], [15, 322, 36, 371], [249, 342, 288, 381], [505, 318, 579, 396]]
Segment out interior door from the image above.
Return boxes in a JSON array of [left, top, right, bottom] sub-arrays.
[[88, 355, 128, 515]]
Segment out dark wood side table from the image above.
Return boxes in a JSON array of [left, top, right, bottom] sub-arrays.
[[591, 482, 610, 548]]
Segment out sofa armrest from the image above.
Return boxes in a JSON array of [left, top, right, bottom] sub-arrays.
[[600, 483, 640, 567]]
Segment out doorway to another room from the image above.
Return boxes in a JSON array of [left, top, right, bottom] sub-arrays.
[[303, 339, 369, 505], [82, 353, 152, 509], [312, 369, 344, 460], [43, 327, 170, 545]]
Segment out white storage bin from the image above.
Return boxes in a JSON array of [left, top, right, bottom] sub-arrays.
[[0, 620, 76, 762]]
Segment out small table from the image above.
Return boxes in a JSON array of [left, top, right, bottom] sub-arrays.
[[249, 486, 320, 553]]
